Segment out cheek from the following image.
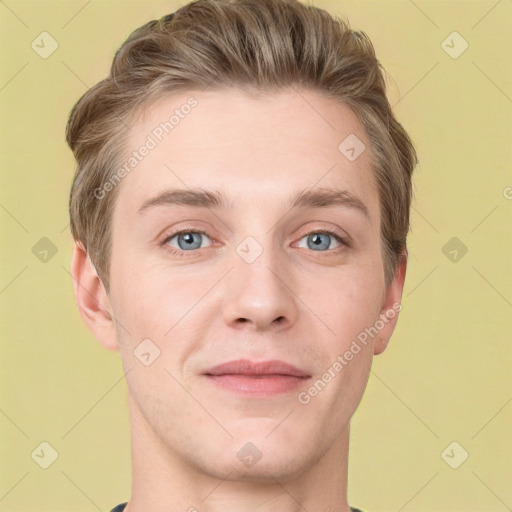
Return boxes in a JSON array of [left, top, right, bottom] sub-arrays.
[[109, 239, 223, 377], [318, 269, 383, 342], [111, 250, 167, 314]]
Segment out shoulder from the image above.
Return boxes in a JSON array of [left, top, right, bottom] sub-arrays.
[[109, 503, 128, 512]]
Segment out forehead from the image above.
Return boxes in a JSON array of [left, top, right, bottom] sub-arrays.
[[114, 88, 379, 221]]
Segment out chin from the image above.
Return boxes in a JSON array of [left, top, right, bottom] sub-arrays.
[[196, 434, 317, 484], [203, 453, 312, 484]]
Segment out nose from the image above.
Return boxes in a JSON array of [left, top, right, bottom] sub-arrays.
[[222, 244, 299, 332]]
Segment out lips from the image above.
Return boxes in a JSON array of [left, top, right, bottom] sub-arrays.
[[202, 359, 311, 397], [203, 359, 310, 378]]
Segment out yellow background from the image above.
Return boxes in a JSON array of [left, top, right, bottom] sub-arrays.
[[1, 1, 511, 511]]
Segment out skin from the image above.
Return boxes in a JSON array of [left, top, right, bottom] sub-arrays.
[[71, 88, 407, 512]]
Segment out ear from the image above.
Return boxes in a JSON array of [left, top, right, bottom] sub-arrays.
[[70, 241, 119, 351], [373, 250, 408, 355]]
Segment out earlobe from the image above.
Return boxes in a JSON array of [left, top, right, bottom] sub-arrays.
[[373, 335, 390, 355], [373, 251, 408, 356], [70, 242, 119, 351]]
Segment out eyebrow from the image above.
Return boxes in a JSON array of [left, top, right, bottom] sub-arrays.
[[137, 187, 370, 220]]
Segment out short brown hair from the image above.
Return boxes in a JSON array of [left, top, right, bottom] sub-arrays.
[[66, 0, 418, 293]]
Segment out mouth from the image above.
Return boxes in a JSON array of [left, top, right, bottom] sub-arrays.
[[202, 359, 311, 397]]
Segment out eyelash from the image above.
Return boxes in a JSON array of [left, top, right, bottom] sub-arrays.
[[159, 227, 350, 257]]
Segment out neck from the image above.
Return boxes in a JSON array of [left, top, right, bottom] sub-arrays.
[[123, 395, 353, 512]]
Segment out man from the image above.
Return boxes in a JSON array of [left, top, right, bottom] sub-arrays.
[[66, 0, 417, 511]]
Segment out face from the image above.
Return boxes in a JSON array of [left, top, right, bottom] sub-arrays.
[[76, 88, 405, 482]]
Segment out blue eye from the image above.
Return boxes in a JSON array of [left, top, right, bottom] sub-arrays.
[[164, 230, 211, 251], [296, 230, 345, 251]]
